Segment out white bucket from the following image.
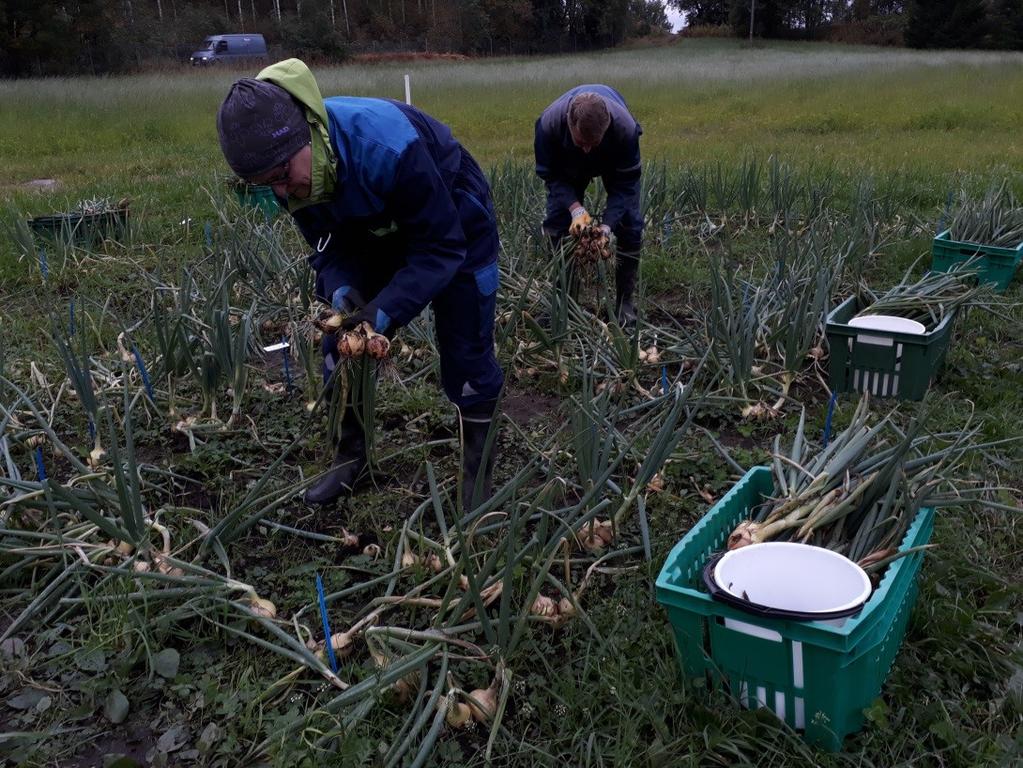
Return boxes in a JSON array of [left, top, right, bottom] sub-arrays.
[[713, 542, 872, 618]]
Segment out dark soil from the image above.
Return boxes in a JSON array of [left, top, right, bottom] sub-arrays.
[[503, 389, 561, 427], [68, 726, 153, 768]]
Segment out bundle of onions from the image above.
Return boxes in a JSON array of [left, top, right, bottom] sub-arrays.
[[727, 395, 999, 570], [857, 258, 997, 330], [337, 322, 390, 360], [572, 223, 613, 266]]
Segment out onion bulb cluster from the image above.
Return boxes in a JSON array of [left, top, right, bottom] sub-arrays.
[[578, 519, 615, 553], [572, 223, 613, 266], [740, 401, 780, 422], [530, 594, 579, 625], [337, 322, 390, 360], [637, 345, 661, 365]]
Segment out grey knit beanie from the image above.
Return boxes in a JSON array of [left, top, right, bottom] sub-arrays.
[[217, 78, 310, 179]]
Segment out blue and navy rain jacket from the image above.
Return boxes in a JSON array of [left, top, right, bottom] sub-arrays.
[[292, 97, 495, 333]]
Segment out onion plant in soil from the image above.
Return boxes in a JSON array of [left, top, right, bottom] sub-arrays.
[[947, 178, 1023, 248]]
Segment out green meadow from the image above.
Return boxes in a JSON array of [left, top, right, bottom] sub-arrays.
[[2, 38, 1023, 224]]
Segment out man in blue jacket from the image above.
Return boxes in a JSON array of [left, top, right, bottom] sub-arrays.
[[534, 85, 643, 323], [217, 59, 502, 511]]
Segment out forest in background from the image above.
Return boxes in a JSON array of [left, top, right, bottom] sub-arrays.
[[2, 1, 1022, 77]]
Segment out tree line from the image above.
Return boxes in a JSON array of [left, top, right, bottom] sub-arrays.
[[4, 1, 1021, 77], [674, 1, 1023, 49], [0, 0, 671, 76]]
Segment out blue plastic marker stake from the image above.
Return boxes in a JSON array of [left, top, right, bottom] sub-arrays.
[[34, 446, 46, 481], [68, 300, 75, 336], [38, 248, 48, 281], [281, 337, 293, 394], [316, 574, 339, 673], [661, 365, 669, 395], [203, 221, 213, 248], [822, 391, 838, 449], [131, 344, 156, 401]]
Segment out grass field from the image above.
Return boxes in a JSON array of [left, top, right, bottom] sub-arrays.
[[1, 39, 1022, 768], [2, 38, 1023, 224]]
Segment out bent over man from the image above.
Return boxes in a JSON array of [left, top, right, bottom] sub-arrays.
[[534, 84, 643, 323], [217, 59, 502, 511]]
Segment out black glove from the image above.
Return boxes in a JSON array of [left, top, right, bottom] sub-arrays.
[[340, 301, 389, 333]]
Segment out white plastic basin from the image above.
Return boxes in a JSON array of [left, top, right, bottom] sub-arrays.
[[713, 542, 872, 616], [848, 313, 926, 335]]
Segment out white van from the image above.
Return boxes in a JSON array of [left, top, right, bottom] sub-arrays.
[[190, 34, 269, 66]]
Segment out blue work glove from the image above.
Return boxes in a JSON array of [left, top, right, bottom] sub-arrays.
[[331, 286, 366, 313], [340, 302, 391, 334]]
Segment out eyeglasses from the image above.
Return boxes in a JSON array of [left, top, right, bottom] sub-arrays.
[[248, 159, 290, 187]]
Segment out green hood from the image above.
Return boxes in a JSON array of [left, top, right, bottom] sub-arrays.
[[257, 58, 336, 210]]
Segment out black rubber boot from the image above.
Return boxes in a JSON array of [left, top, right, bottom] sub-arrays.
[[460, 399, 499, 513], [615, 250, 640, 326], [304, 409, 367, 506]]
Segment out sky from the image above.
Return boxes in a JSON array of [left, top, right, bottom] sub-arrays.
[[666, 7, 685, 33]]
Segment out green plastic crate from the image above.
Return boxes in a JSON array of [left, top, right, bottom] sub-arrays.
[[655, 466, 934, 751], [932, 228, 1022, 292], [825, 295, 955, 401], [233, 183, 280, 219], [28, 207, 129, 247]]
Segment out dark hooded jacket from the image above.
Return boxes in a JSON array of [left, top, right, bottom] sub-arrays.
[[534, 84, 642, 232]]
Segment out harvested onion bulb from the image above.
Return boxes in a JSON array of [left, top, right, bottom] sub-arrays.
[[247, 594, 277, 619], [313, 312, 345, 333], [327, 631, 355, 658], [466, 680, 498, 722], [637, 345, 661, 365], [365, 328, 390, 359], [530, 595, 557, 617], [558, 597, 577, 619], [580, 519, 614, 552], [337, 331, 366, 358], [88, 445, 107, 469], [401, 550, 419, 568], [726, 520, 758, 550], [442, 696, 472, 729]]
